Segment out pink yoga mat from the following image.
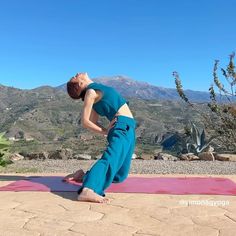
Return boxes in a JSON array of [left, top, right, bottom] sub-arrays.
[[0, 176, 236, 195]]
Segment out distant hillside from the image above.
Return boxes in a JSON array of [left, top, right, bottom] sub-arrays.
[[56, 76, 211, 102], [0, 82, 204, 155]]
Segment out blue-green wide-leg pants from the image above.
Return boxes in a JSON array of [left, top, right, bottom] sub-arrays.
[[77, 115, 136, 197]]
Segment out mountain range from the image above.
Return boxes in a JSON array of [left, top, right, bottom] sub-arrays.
[[0, 76, 209, 156], [56, 76, 211, 102]]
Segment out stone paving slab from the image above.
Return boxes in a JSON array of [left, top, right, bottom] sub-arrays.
[[0, 173, 235, 236]]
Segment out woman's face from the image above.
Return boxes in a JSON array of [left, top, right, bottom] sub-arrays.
[[75, 72, 88, 80]]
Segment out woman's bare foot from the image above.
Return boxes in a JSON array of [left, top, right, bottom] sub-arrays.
[[62, 169, 85, 182], [77, 187, 110, 203]]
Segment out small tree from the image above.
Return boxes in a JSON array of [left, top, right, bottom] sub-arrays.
[[0, 132, 11, 166], [173, 52, 236, 152]]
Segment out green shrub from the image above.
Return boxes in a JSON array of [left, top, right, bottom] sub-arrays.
[[173, 52, 236, 152], [0, 132, 11, 167]]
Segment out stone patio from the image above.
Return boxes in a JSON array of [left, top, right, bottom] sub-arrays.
[[0, 174, 235, 236]]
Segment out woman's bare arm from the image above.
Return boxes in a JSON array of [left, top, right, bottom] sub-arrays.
[[82, 89, 107, 135], [89, 109, 99, 124], [89, 109, 107, 131]]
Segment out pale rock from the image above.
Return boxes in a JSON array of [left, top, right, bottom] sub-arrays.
[[154, 152, 178, 161], [216, 153, 236, 161], [9, 153, 24, 161], [74, 154, 92, 160], [94, 154, 102, 160], [132, 153, 137, 159], [180, 153, 200, 161], [198, 152, 216, 161]]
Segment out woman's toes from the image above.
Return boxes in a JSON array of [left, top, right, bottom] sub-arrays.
[[62, 173, 74, 182], [77, 188, 107, 203]]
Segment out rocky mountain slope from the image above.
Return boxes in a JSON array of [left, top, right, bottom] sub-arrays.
[[0, 77, 206, 155]]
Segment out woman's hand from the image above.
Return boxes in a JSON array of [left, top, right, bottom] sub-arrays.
[[101, 127, 108, 136], [90, 117, 117, 137]]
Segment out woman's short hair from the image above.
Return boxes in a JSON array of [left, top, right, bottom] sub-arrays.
[[67, 80, 81, 99], [67, 80, 86, 101]]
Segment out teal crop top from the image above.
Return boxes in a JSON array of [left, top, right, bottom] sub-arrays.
[[85, 82, 127, 121]]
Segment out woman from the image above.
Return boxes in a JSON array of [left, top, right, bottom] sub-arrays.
[[64, 72, 136, 203]]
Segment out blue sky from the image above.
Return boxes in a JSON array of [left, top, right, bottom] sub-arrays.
[[0, 0, 235, 91]]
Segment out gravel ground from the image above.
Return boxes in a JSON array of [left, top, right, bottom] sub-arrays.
[[0, 159, 236, 175]]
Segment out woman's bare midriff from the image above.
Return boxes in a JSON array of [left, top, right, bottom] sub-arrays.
[[94, 90, 133, 119], [115, 103, 133, 119]]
